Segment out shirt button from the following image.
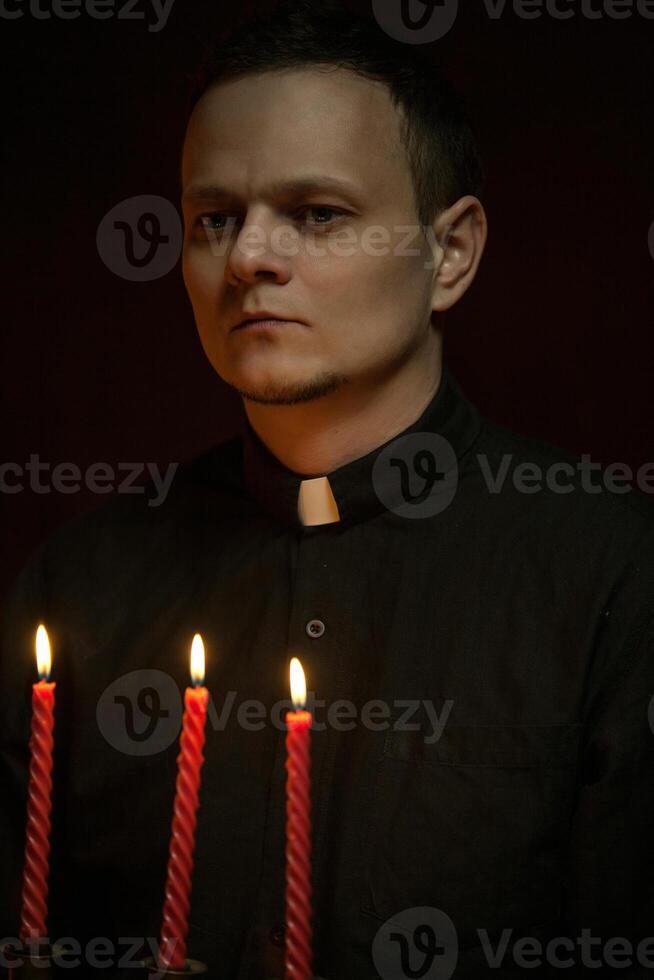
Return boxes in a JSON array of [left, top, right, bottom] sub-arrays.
[[306, 618, 325, 638], [269, 923, 286, 947]]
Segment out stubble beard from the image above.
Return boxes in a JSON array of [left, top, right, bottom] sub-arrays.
[[233, 370, 348, 406]]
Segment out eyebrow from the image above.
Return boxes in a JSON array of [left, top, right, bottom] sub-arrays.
[[181, 175, 363, 204]]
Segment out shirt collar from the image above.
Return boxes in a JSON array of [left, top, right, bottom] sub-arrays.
[[241, 363, 481, 530]]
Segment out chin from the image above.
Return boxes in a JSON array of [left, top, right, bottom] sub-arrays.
[[229, 368, 347, 406]]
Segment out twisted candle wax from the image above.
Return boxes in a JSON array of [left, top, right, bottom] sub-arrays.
[[285, 656, 312, 980], [158, 636, 208, 972], [20, 625, 55, 942]]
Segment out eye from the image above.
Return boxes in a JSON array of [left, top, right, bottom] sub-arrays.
[[296, 206, 345, 228], [194, 206, 346, 237], [198, 212, 234, 233]]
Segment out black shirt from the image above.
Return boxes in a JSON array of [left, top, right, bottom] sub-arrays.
[[1, 364, 653, 979]]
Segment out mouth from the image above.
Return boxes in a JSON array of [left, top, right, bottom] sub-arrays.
[[232, 317, 304, 333]]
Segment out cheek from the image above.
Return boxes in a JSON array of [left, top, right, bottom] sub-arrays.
[[311, 245, 428, 329], [361, 244, 433, 329], [182, 246, 224, 313], [349, 251, 433, 361], [182, 251, 228, 367]]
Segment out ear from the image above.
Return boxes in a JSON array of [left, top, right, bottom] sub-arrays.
[[429, 195, 487, 313]]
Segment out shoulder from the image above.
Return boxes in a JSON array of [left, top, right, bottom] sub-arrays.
[[12, 434, 251, 595], [465, 416, 654, 622], [470, 414, 654, 535]]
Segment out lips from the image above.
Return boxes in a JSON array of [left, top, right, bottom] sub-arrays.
[[232, 313, 303, 331], [235, 316, 285, 329]]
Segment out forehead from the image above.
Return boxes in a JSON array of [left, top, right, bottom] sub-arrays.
[[181, 66, 413, 205]]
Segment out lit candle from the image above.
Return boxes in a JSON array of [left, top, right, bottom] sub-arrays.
[[158, 634, 209, 972], [285, 657, 313, 980], [20, 624, 55, 942]]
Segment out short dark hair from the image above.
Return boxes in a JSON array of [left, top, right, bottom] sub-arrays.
[[185, 0, 484, 227]]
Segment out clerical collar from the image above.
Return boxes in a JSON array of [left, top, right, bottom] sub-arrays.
[[241, 364, 482, 530]]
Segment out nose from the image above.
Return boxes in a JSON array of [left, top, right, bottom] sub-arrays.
[[225, 206, 295, 285]]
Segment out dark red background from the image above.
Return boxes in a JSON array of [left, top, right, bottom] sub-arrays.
[[2, 0, 653, 598]]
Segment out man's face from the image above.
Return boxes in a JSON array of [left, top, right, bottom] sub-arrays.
[[181, 67, 439, 405]]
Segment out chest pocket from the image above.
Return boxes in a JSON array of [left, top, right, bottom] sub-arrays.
[[360, 722, 583, 948]]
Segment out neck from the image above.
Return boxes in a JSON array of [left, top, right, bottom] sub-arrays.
[[242, 333, 444, 475]]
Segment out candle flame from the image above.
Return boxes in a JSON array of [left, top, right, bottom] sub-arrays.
[[290, 656, 306, 710], [35, 624, 51, 681], [190, 633, 205, 687]]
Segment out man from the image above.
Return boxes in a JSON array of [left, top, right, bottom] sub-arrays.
[[1, 1, 653, 977]]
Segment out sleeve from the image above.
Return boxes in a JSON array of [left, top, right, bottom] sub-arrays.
[[564, 593, 654, 979]]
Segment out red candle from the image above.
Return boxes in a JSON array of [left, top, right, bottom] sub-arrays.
[[20, 625, 55, 942], [285, 657, 313, 980], [158, 634, 209, 972]]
